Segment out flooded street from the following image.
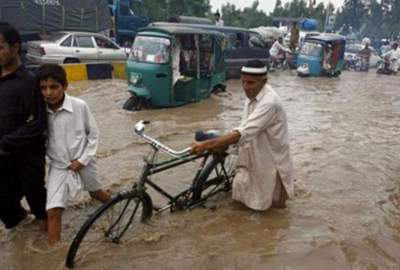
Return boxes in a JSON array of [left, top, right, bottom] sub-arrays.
[[2, 70, 400, 270]]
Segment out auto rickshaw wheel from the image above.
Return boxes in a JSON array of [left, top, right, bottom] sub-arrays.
[[123, 95, 146, 111], [212, 84, 226, 94]]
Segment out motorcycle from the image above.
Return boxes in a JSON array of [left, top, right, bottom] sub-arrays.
[[377, 57, 398, 75], [345, 55, 369, 71], [270, 50, 296, 70]]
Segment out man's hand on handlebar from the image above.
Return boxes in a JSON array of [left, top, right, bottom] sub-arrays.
[[190, 131, 241, 155], [191, 142, 209, 155]]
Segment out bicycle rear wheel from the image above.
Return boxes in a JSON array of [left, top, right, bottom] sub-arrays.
[[65, 190, 152, 269], [192, 153, 237, 203]]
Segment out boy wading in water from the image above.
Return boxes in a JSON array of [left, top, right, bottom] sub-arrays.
[[37, 64, 110, 245]]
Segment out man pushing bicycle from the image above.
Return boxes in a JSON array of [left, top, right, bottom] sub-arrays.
[[191, 60, 294, 211]]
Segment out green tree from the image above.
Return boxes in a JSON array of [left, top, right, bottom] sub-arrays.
[[186, 0, 211, 17], [310, 2, 326, 30], [272, 0, 285, 17], [363, 0, 385, 38], [143, 0, 211, 21], [335, 0, 367, 31], [241, 1, 272, 28], [221, 1, 271, 27], [288, 0, 309, 17], [221, 3, 242, 26], [167, 0, 210, 17], [387, 0, 400, 37], [143, 0, 168, 21]]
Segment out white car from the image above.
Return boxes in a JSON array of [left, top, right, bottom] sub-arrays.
[[26, 31, 127, 64], [344, 43, 382, 68]]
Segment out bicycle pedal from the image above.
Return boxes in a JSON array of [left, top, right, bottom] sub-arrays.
[[152, 203, 163, 211]]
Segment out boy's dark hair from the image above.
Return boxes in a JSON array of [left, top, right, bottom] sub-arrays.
[[0, 22, 21, 53], [37, 64, 68, 86]]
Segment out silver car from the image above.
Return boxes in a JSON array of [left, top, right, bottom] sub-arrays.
[[344, 43, 382, 68], [26, 32, 127, 64]]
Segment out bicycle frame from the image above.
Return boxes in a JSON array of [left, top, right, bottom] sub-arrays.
[[131, 120, 230, 212], [138, 149, 205, 211]]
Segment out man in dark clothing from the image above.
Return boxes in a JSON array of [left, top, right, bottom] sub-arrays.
[[289, 21, 299, 51], [0, 22, 47, 229]]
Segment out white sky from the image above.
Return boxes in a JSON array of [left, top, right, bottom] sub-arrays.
[[209, 0, 345, 14]]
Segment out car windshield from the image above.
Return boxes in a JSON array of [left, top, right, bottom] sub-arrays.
[[300, 42, 323, 56], [130, 36, 170, 64], [46, 32, 67, 42]]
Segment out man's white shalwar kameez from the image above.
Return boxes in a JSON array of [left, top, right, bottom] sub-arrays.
[[233, 84, 294, 210]]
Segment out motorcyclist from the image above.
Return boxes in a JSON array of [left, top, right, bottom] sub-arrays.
[[381, 43, 399, 73], [380, 40, 391, 55], [269, 37, 292, 68]]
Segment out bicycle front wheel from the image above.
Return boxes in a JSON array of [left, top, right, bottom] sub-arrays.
[[65, 190, 152, 269]]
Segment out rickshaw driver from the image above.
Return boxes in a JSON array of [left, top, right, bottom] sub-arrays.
[[191, 60, 294, 211], [322, 45, 333, 75], [172, 37, 182, 85]]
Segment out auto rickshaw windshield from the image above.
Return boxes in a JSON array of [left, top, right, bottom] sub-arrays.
[[130, 36, 171, 64], [300, 42, 323, 56]]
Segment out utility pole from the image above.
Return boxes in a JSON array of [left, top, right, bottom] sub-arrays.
[[308, 0, 316, 17], [324, 3, 335, 33]]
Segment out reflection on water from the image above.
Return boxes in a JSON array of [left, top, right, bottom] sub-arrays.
[[2, 71, 400, 269]]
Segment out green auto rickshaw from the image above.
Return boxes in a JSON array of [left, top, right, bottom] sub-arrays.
[[123, 25, 226, 110]]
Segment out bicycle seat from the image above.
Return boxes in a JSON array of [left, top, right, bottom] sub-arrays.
[[195, 130, 220, 142]]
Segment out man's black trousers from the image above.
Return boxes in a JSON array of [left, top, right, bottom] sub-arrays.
[[0, 154, 47, 229]]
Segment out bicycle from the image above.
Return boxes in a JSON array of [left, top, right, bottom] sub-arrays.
[[65, 120, 237, 268]]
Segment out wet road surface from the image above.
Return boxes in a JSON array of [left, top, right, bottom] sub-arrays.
[[1, 70, 400, 270]]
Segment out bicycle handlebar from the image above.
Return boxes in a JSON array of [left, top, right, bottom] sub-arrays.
[[134, 120, 192, 158]]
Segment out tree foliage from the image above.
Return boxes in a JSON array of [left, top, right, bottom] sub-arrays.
[[143, 0, 211, 22], [142, 0, 399, 38], [335, 0, 400, 38], [222, 1, 272, 28]]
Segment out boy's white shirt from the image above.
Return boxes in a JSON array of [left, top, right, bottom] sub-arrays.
[[45, 94, 98, 203], [46, 93, 99, 168]]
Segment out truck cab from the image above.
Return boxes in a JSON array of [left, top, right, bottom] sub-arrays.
[[109, 0, 149, 46]]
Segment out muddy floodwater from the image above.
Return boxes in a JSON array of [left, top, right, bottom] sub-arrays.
[[1, 70, 400, 270]]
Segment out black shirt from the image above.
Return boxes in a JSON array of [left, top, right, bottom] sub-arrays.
[[0, 65, 46, 155]]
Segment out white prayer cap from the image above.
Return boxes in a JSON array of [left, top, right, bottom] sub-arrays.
[[241, 60, 267, 76]]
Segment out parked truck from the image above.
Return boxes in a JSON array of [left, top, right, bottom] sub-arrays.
[[0, 0, 149, 46], [108, 0, 149, 45]]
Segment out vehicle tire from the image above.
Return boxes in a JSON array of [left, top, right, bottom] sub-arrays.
[[212, 84, 226, 94], [192, 153, 237, 203], [123, 95, 146, 111], [63, 58, 80, 64], [65, 190, 152, 269]]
